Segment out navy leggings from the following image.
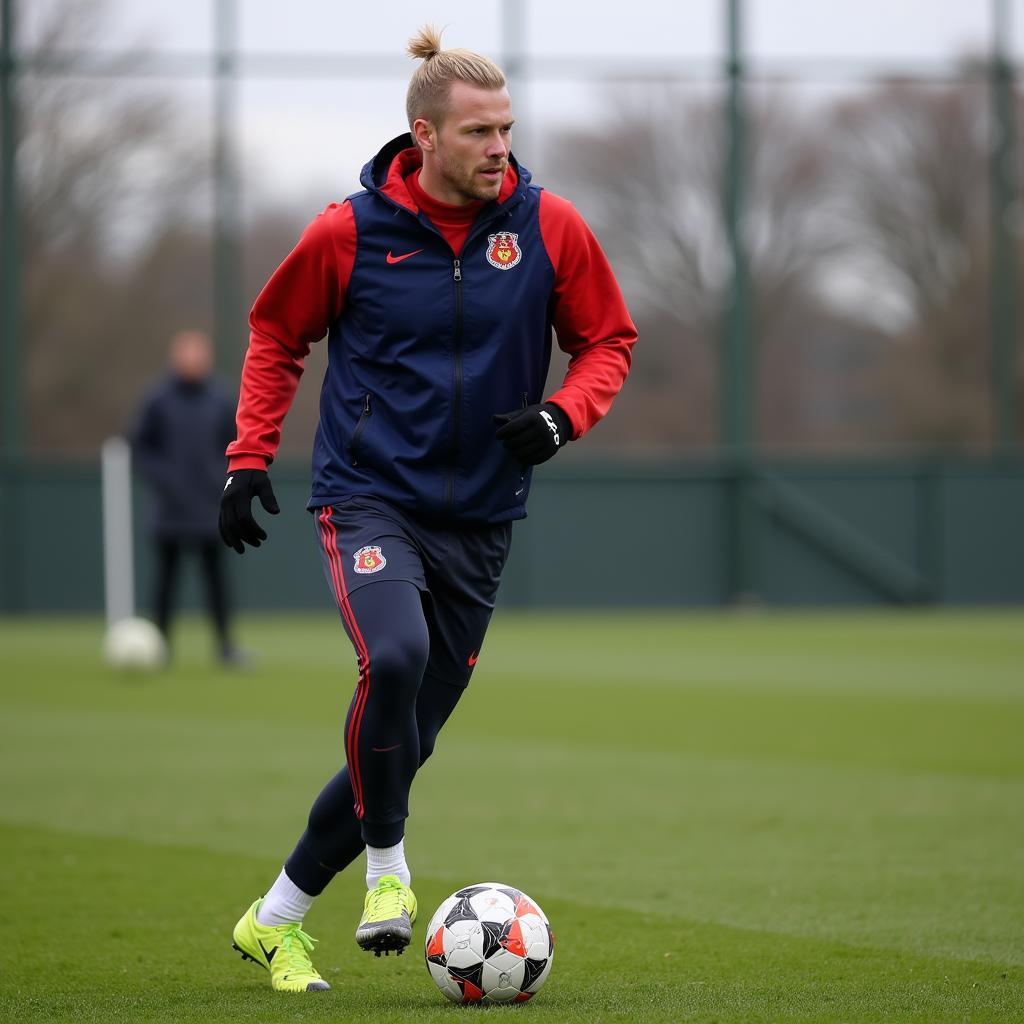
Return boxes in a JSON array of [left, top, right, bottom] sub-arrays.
[[283, 499, 509, 896], [153, 538, 230, 650], [285, 582, 464, 894]]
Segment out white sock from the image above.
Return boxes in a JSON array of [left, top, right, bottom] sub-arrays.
[[366, 839, 410, 888], [256, 868, 315, 926]]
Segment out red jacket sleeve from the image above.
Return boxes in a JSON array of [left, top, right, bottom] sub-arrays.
[[538, 190, 637, 439], [226, 202, 356, 470]]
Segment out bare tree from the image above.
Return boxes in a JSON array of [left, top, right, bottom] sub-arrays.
[[19, 0, 210, 451], [543, 84, 869, 450], [827, 81, 1001, 448], [542, 77, 1021, 451]]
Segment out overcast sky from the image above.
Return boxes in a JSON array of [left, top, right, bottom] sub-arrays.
[[18, 0, 1009, 60], [14, 1, 1019, 213]]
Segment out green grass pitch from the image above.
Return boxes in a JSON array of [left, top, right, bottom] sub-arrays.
[[1, 609, 1022, 1023]]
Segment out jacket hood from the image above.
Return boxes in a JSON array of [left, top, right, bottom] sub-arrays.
[[359, 132, 529, 215]]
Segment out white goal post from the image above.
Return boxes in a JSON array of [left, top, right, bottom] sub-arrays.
[[101, 436, 135, 626]]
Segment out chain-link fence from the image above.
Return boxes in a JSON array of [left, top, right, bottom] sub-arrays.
[[2, 0, 1022, 611], [2, 0, 1020, 460]]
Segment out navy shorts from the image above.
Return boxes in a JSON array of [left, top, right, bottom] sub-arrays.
[[313, 497, 512, 688]]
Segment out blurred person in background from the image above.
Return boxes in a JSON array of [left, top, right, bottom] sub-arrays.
[[132, 329, 242, 665], [219, 25, 636, 992]]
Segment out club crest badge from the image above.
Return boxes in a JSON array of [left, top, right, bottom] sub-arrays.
[[353, 545, 386, 574], [485, 232, 522, 270]]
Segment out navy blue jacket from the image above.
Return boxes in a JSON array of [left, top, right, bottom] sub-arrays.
[[228, 135, 636, 525], [133, 374, 236, 538]]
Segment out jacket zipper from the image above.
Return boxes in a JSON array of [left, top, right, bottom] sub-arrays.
[[371, 188, 526, 510], [445, 259, 463, 511], [350, 393, 372, 466]]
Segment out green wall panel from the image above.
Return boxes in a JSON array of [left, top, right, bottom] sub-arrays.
[[943, 471, 1024, 603], [1, 457, 1021, 612], [753, 472, 922, 606]]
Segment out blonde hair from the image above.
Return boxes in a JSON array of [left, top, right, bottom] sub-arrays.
[[405, 25, 506, 131]]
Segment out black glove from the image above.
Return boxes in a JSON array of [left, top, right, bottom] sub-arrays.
[[219, 469, 280, 554], [493, 402, 572, 466]]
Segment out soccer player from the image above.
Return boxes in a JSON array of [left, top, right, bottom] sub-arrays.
[[220, 26, 636, 992]]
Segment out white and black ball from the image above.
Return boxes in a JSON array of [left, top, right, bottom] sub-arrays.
[[424, 882, 555, 1004]]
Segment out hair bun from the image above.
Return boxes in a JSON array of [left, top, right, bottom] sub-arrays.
[[408, 24, 444, 61]]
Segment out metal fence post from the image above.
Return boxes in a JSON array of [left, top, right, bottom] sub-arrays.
[[722, 0, 756, 602], [991, 0, 1018, 453], [502, 0, 531, 166], [213, 0, 242, 380], [1, 0, 21, 458], [1, 0, 25, 613]]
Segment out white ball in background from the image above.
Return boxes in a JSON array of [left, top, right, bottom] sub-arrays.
[[103, 617, 167, 671]]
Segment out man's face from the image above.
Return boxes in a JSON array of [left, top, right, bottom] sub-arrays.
[[419, 82, 514, 205], [170, 331, 213, 381]]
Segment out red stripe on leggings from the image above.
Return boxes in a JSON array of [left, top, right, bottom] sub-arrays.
[[316, 507, 359, 811], [319, 506, 369, 818], [318, 506, 371, 819]]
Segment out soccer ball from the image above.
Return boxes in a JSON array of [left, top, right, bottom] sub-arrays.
[[424, 882, 555, 1004], [103, 617, 166, 671]]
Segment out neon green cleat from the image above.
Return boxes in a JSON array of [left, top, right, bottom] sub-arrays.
[[355, 875, 418, 957], [231, 899, 331, 992]]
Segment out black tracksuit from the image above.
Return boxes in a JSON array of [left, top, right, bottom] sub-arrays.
[[132, 373, 236, 650]]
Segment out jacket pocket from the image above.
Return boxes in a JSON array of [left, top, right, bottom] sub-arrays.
[[508, 392, 530, 501], [349, 393, 372, 467]]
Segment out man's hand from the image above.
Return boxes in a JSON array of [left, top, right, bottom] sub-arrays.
[[219, 469, 280, 553], [493, 402, 572, 466]]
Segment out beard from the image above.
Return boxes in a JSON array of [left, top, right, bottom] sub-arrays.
[[437, 149, 505, 204]]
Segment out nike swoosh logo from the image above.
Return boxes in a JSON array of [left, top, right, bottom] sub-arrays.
[[386, 249, 423, 265], [372, 743, 402, 753], [467, 652, 479, 667], [258, 939, 277, 963]]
